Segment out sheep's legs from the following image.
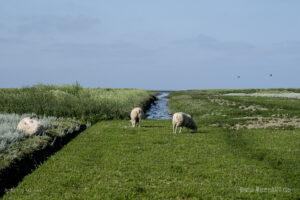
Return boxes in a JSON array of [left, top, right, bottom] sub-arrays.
[[131, 120, 136, 127], [179, 127, 182, 133], [173, 124, 177, 134]]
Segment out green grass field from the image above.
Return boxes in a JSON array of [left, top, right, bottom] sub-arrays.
[[2, 89, 300, 199]]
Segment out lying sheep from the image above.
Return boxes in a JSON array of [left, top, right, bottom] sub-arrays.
[[130, 107, 144, 127], [17, 116, 44, 136], [172, 112, 197, 133]]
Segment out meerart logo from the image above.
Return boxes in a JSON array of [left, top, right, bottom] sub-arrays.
[[239, 187, 292, 193]]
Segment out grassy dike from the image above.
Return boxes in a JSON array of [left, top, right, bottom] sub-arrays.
[[2, 90, 300, 199], [0, 85, 155, 197]]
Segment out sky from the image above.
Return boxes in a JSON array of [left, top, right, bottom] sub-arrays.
[[0, 0, 300, 90]]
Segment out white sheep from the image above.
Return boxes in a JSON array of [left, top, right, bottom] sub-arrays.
[[130, 107, 144, 127], [17, 117, 44, 136], [172, 112, 197, 133]]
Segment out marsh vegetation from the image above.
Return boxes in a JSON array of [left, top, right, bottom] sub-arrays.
[[0, 84, 154, 123], [3, 89, 299, 199]]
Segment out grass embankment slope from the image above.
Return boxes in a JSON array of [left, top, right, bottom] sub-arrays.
[[3, 89, 300, 199], [0, 84, 154, 196], [0, 85, 154, 168]]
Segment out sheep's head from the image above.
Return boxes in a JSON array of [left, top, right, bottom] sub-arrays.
[[191, 124, 198, 133], [188, 118, 197, 133]]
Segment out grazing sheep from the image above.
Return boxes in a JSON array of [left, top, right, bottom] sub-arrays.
[[130, 107, 144, 127], [172, 112, 197, 133], [17, 117, 44, 136]]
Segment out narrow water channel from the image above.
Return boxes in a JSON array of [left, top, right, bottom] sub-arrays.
[[146, 92, 172, 119]]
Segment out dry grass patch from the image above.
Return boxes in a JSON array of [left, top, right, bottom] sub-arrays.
[[232, 117, 300, 130]]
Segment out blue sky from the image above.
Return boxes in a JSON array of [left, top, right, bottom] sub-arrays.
[[0, 0, 300, 89]]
